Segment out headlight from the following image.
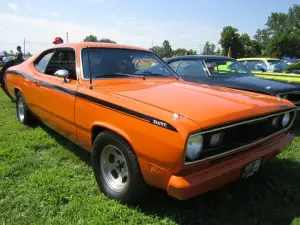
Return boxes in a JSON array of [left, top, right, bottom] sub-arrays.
[[185, 134, 203, 161], [282, 112, 290, 127], [210, 132, 224, 147]]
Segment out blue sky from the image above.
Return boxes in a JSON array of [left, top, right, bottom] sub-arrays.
[[1, 0, 299, 53]]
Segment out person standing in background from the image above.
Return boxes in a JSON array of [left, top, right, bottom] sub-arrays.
[[16, 46, 24, 62]]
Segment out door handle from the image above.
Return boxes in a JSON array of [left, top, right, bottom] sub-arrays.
[[34, 80, 40, 87]]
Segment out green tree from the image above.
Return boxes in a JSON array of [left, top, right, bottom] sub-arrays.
[[98, 38, 117, 44], [173, 48, 187, 56], [161, 40, 173, 58], [173, 48, 197, 56], [83, 35, 98, 42], [254, 29, 271, 55], [202, 41, 216, 55], [240, 34, 250, 47], [149, 46, 164, 57], [186, 49, 197, 55], [244, 40, 262, 57], [219, 26, 243, 58], [254, 4, 300, 57]]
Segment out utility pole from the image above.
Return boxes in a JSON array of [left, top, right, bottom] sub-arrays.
[[23, 39, 26, 56], [66, 32, 69, 43]]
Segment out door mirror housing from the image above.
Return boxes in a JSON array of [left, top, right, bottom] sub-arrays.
[[54, 69, 69, 78], [54, 69, 69, 82]]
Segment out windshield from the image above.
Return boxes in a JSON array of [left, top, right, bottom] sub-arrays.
[[267, 60, 289, 72], [204, 59, 253, 76], [81, 48, 178, 79]]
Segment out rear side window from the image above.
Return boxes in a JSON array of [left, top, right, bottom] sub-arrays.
[[35, 51, 54, 73], [242, 60, 270, 72], [176, 60, 207, 77]]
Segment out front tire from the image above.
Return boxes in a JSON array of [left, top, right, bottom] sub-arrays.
[[16, 91, 35, 125], [91, 131, 148, 203]]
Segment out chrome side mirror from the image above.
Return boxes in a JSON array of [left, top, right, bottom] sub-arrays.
[[54, 69, 69, 82]]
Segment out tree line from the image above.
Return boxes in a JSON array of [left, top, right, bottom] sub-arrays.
[[221, 4, 300, 58], [82, 4, 300, 59]]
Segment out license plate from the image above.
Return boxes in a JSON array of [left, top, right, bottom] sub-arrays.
[[242, 158, 263, 178]]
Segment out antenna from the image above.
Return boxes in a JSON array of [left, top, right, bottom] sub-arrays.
[[86, 46, 93, 89]]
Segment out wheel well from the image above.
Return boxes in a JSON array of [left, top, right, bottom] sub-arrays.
[[14, 88, 20, 97], [91, 126, 107, 144], [91, 126, 133, 150]]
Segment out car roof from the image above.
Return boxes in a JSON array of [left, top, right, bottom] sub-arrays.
[[52, 42, 151, 52], [165, 55, 235, 62], [237, 57, 279, 61]]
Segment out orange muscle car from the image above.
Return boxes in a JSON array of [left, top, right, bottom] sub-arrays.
[[1, 43, 297, 203]]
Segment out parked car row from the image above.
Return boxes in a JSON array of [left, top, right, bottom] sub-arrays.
[[237, 57, 300, 84], [0, 43, 298, 203]]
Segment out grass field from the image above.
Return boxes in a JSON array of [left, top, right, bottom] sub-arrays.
[[0, 89, 299, 225]]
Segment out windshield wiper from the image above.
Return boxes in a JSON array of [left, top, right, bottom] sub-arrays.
[[94, 73, 145, 79], [137, 71, 179, 80]]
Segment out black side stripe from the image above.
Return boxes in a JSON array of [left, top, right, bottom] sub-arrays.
[[5, 70, 178, 132]]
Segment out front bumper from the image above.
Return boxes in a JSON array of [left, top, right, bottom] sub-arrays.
[[167, 132, 294, 200]]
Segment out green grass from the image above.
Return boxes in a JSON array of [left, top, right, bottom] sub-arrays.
[[0, 89, 299, 225]]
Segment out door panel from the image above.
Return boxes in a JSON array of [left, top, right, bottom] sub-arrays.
[[34, 74, 78, 144], [30, 48, 78, 144]]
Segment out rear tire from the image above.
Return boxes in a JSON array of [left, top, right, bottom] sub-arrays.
[[16, 91, 35, 125], [91, 131, 148, 203]]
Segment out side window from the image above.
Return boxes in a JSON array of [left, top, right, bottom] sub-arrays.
[[44, 49, 76, 79], [35, 51, 54, 73], [176, 60, 207, 77], [244, 60, 270, 72], [168, 61, 180, 71]]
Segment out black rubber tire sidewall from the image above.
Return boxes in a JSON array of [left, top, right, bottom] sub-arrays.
[[16, 92, 34, 125], [91, 131, 147, 203]]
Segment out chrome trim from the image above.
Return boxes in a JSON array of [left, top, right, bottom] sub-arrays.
[[184, 109, 297, 165]]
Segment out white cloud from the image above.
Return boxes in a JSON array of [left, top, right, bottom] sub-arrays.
[[45, 11, 58, 17], [0, 13, 221, 54], [8, 3, 18, 11]]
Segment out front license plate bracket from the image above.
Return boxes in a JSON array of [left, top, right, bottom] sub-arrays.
[[242, 158, 263, 178]]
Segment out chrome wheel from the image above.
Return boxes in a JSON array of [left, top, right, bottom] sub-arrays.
[[100, 145, 129, 192], [17, 96, 25, 122]]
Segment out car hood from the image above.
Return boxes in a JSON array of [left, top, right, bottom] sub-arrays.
[[218, 75, 300, 94], [282, 62, 300, 72], [102, 79, 293, 129]]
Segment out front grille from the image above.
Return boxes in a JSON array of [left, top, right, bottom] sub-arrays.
[[185, 109, 296, 164]]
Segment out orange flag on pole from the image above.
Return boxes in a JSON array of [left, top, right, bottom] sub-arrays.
[[228, 47, 231, 57]]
